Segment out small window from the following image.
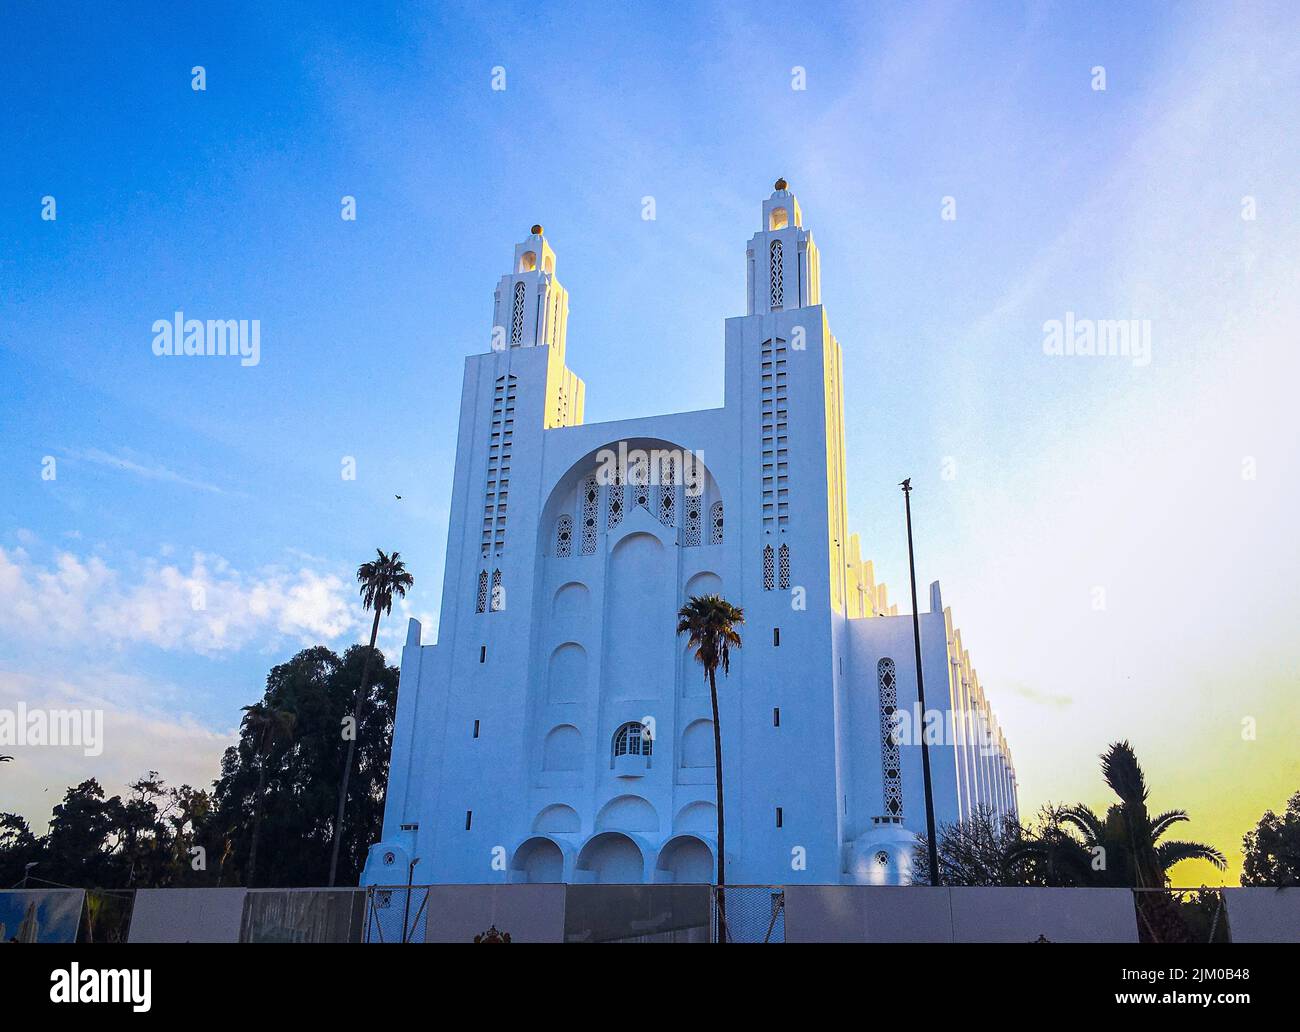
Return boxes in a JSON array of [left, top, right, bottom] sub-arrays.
[[776, 807, 783, 828], [480, 645, 487, 663], [773, 707, 781, 727], [473, 719, 480, 739], [773, 627, 780, 647], [769, 206, 789, 231], [465, 810, 473, 831]]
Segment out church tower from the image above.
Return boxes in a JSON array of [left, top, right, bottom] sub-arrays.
[[746, 179, 821, 316]]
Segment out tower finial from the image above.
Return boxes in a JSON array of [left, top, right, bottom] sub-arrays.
[[530, 223, 543, 236], [774, 178, 788, 191]]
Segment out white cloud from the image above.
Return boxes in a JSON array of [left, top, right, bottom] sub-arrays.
[[0, 546, 365, 656]]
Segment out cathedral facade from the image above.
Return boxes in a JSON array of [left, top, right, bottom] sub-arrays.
[[364, 182, 1017, 888]]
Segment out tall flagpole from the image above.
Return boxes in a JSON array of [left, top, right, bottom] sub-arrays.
[[901, 478, 941, 886]]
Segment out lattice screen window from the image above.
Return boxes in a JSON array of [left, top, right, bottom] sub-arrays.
[[555, 514, 573, 557], [607, 467, 624, 528], [632, 462, 651, 511], [763, 544, 775, 591], [510, 281, 526, 345], [878, 658, 902, 818], [581, 473, 599, 555], [475, 570, 488, 613], [657, 456, 676, 527], [769, 239, 784, 309], [490, 569, 504, 612], [710, 501, 724, 545], [760, 339, 790, 532], [684, 496, 702, 547], [482, 376, 517, 556], [778, 543, 790, 589]]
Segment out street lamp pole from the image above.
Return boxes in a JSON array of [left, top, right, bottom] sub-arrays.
[[901, 478, 941, 887]]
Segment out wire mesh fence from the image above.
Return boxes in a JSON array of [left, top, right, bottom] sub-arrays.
[[364, 886, 429, 943], [714, 886, 785, 943]]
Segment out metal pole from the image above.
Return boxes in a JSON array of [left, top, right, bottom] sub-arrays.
[[901, 478, 941, 886]]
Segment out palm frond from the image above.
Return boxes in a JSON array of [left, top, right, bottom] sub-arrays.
[[1155, 839, 1227, 872]]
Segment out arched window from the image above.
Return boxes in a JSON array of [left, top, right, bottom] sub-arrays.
[[878, 658, 902, 819], [710, 501, 724, 544], [510, 281, 526, 345], [769, 206, 789, 231], [475, 570, 489, 613], [555, 514, 573, 557], [613, 721, 654, 758], [763, 544, 775, 591], [490, 569, 504, 612], [769, 239, 784, 309], [778, 543, 791, 589]]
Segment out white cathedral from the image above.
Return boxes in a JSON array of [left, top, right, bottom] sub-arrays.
[[364, 181, 1017, 889]]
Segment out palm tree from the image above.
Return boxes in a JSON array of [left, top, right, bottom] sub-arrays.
[[676, 593, 744, 943], [1015, 741, 1225, 941], [1058, 742, 1225, 887], [240, 703, 296, 886], [328, 549, 414, 886]]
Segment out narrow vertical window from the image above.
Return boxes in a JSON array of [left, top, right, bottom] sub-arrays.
[[710, 500, 724, 544], [778, 543, 791, 589], [510, 281, 526, 345], [581, 473, 599, 554], [773, 707, 781, 727], [763, 545, 775, 590], [878, 658, 902, 819], [773, 627, 780, 647], [479, 645, 486, 663], [490, 569, 503, 611], [465, 810, 473, 830], [769, 239, 784, 309], [775, 807, 783, 828], [473, 719, 480, 739], [475, 570, 488, 613]]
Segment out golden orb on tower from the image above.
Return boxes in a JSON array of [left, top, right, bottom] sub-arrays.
[[774, 178, 788, 191], [530, 224, 543, 236]]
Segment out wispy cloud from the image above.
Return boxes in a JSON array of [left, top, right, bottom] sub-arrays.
[[66, 446, 232, 496]]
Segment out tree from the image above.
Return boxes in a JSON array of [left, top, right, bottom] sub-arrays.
[[1011, 741, 1225, 942], [1242, 791, 1300, 887], [912, 806, 1039, 886], [240, 704, 296, 886], [329, 549, 413, 886], [676, 593, 744, 943]]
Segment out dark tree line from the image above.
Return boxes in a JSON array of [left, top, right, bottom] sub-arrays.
[[0, 643, 398, 890]]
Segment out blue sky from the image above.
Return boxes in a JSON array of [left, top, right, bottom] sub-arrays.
[[2, 1, 1298, 883]]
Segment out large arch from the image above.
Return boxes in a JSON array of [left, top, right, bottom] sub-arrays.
[[575, 832, 645, 883], [655, 834, 715, 883], [511, 836, 565, 883]]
